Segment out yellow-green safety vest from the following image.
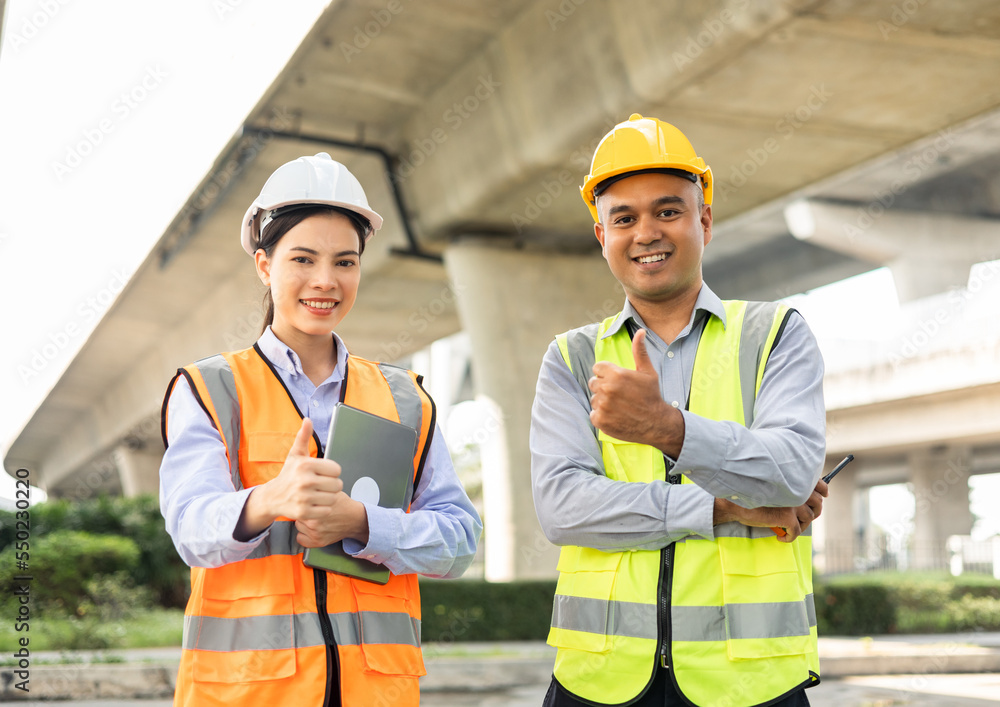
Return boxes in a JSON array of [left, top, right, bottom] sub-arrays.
[[549, 300, 820, 707]]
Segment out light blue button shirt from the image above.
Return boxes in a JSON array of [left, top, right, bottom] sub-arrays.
[[530, 284, 826, 552], [160, 327, 482, 578]]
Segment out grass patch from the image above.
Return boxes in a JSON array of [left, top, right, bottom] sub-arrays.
[[0, 608, 183, 653]]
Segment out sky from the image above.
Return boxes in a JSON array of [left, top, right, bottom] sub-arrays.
[[0, 0, 330, 499], [0, 0, 996, 541]]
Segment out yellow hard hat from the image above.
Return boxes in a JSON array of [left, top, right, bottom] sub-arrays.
[[580, 114, 713, 221]]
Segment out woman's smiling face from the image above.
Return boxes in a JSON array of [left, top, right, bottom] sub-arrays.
[[255, 211, 362, 345]]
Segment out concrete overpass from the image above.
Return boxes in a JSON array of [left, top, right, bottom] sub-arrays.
[[816, 268, 1000, 572], [6, 0, 1000, 579]]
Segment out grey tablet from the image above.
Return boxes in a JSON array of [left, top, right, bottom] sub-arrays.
[[302, 403, 418, 584]]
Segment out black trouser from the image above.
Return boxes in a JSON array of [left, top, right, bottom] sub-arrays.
[[542, 666, 811, 707]]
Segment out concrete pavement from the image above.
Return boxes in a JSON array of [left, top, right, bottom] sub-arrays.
[[3, 634, 1000, 703]]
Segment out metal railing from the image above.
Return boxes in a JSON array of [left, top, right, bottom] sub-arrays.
[[816, 537, 999, 577]]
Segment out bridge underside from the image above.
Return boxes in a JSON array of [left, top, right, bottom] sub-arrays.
[[7, 0, 1000, 579]]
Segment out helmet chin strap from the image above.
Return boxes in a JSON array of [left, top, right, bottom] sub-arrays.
[[259, 203, 324, 235]]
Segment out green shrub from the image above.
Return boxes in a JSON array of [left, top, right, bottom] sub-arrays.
[[950, 576, 1000, 601], [0, 494, 189, 608], [419, 579, 556, 642], [945, 594, 1000, 631], [890, 579, 951, 612], [815, 571, 1000, 635], [0, 531, 140, 616], [814, 578, 896, 634], [35, 614, 125, 650], [895, 607, 952, 633], [80, 572, 155, 622]]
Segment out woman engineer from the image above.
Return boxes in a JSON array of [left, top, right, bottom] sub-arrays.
[[159, 153, 482, 706]]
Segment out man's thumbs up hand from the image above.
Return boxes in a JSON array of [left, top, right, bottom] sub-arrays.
[[631, 328, 656, 375], [589, 328, 684, 455]]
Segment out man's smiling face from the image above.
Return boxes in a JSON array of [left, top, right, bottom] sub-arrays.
[[595, 171, 712, 309]]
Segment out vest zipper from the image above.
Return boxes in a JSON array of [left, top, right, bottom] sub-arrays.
[[313, 568, 342, 707], [248, 343, 341, 702], [659, 473, 681, 670], [659, 545, 674, 669]]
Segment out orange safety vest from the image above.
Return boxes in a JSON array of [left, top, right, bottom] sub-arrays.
[[161, 343, 435, 706]]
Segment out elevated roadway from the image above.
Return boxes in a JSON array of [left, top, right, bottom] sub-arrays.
[[6, 0, 1000, 578]]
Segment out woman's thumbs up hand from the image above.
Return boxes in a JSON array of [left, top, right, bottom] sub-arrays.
[[260, 417, 344, 522], [235, 416, 343, 543]]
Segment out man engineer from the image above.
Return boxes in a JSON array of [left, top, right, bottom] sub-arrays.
[[530, 114, 829, 707]]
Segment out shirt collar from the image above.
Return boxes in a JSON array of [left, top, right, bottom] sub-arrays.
[[256, 326, 349, 384], [600, 284, 728, 340]]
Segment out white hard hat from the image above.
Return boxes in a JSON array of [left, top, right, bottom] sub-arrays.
[[240, 153, 384, 256]]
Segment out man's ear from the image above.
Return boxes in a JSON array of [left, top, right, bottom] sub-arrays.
[[254, 249, 271, 286], [595, 221, 607, 256], [701, 204, 713, 247]]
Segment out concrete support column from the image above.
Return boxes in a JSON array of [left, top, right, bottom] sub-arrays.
[[113, 443, 163, 497], [910, 447, 973, 570], [444, 241, 622, 581], [817, 457, 859, 574]]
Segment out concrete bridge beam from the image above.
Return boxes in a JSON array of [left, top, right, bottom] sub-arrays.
[[784, 200, 1000, 302]]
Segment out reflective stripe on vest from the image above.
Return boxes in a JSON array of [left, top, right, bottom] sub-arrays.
[[551, 594, 817, 643], [245, 520, 303, 559], [195, 355, 241, 489], [163, 347, 432, 706], [548, 300, 819, 707], [183, 611, 422, 651]]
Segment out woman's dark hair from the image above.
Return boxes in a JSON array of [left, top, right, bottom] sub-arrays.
[[255, 205, 370, 334]]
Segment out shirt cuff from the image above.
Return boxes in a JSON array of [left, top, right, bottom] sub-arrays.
[[342, 502, 399, 564], [665, 484, 716, 541], [232, 487, 272, 547], [181, 487, 269, 568]]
